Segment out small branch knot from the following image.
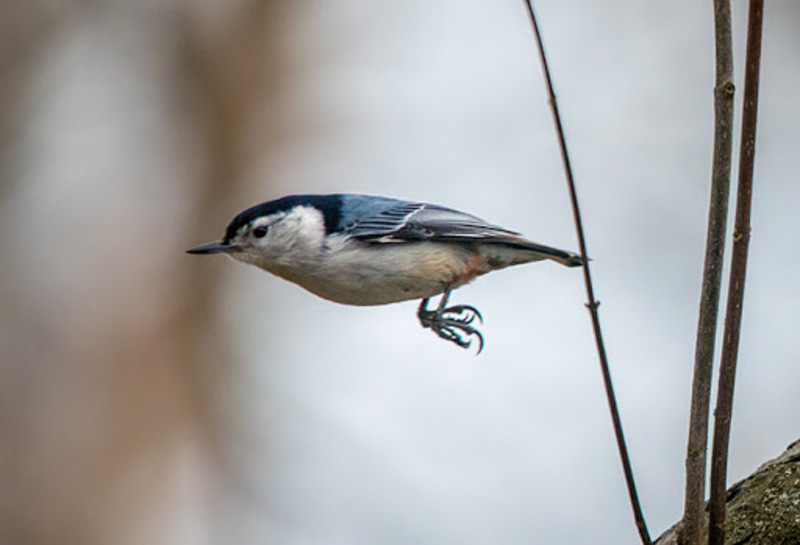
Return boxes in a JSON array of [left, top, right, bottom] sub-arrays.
[[721, 81, 735, 96], [732, 226, 751, 242]]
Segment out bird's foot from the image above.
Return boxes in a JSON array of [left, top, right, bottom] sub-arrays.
[[417, 299, 484, 353]]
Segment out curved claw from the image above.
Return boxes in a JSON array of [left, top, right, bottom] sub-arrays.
[[446, 325, 484, 355], [473, 332, 484, 354], [419, 313, 484, 354], [417, 295, 486, 354], [437, 325, 467, 347], [441, 305, 483, 325]]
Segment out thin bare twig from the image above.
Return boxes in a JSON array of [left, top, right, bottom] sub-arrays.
[[681, 0, 735, 543], [708, 1, 764, 544], [521, 3, 651, 544]]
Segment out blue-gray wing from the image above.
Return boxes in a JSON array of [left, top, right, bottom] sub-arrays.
[[338, 195, 584, 266], [340, 196, 522, 243]]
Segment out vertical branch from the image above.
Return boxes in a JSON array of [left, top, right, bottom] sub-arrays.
[[521, 2, 651, 544], [681, 0, 734, 543], [708, 1, 764, 544]]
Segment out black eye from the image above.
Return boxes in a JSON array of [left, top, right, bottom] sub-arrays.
[[252, 225, 268, 238]]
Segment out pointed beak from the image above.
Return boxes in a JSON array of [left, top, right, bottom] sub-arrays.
[[186, 240, 235, 255]]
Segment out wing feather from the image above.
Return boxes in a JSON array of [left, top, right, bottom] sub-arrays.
[[345, 201, 521, 243], [338, 196, 583, 266]]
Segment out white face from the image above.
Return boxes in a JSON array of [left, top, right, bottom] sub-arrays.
[[228, 206, 327, 271]]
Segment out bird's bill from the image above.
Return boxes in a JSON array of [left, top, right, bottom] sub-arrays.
[[186, 240, 235, 255]]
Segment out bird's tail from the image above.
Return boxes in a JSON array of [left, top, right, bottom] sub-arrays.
[[503, 239, 585, 267]]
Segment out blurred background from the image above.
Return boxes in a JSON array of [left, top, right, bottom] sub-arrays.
[[1, 1, 798, 543]]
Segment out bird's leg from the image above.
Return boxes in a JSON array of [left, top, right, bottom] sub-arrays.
[[417, 289, 484, 353]]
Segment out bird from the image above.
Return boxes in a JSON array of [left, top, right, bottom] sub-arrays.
[[187, 194, 582, 352]]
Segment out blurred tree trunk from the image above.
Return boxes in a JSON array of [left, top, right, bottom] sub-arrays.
[[0, 2, 294, 544]]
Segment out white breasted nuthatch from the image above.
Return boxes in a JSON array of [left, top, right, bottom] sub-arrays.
[[187, 194, 582, 351]]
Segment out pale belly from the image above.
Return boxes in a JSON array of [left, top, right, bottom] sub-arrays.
[[293, 242, 470, 306], [249, 239, 535, 307]]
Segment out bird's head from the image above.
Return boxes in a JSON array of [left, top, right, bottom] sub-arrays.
[[187, 195, 341, 271]]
